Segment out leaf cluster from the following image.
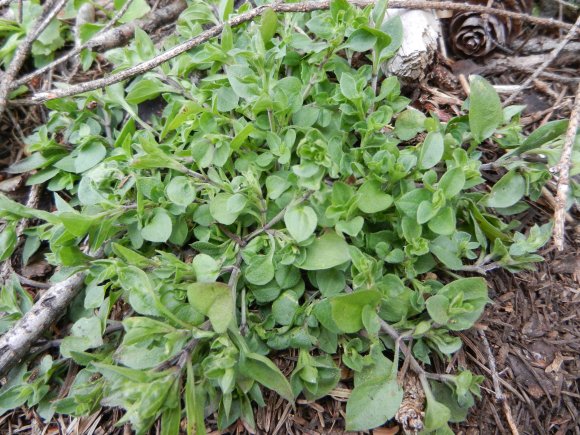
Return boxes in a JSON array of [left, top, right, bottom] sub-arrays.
[[0, 0, 576, 433]]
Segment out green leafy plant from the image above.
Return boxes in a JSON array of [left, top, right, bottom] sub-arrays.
[[0, 0, 576, 433]]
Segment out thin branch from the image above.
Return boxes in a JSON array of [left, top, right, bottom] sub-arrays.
[[0, 0, 67, 118], [12, 0, 186, 89], [15, 274, 51, 289], [503, 14, 580, 106], [14, 0, 577, 105], [460, 262, 501, 275], [553, 83, 580, 251], [478, 329, 504, 402]]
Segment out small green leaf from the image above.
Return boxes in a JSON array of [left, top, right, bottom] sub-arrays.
[[424, 395, 452, 432], [60, 316, 104, 358], [507, 119, 568, 158], [483, 170, 526, 208], [284, 205, 317, 243], [346, 377, 403, 430], [345, 28, 376, 51], [425, 295, 450, 325], [357, 180, 393, 214], [339, 72, 359, 101], [329, 290, 381, 333], [187, 282, 233, 333], [209, 193, 246, 225], [260, 8, 278, 43], [245, 255, 275, 286], [469, 75, 502, 143], [418, 132, 444, 169], [395, 108, 426, 140], [166, 176, 196, 207], [0, 224, 17, 262], [272, 291, 299, 325], [126, 78, 175, 104], [298, 232, 351, 270], [141, 209, 172, 243], [239, 352, 294, 402], [315, 269, 345, 297], [438, 167, 465, 198], [216, 87, 239, 112], [417, 200, 437, 224], [336, 216, 364, 237], [428, 207, 456, 236], [59, 212, 98, 237], [192, 254, 220, 283]]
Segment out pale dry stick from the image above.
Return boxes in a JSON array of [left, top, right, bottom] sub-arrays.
[[0, 0, 67, 119], [16, 0, 577, 105], [503, 14, 580, 107], [13, 0, 186, 89], [541, 186, 574, 224], [553, 83, 580, 251], [0, 250, 102, 377], [478, 329, 520, 435], [478, 329, 503, 402]]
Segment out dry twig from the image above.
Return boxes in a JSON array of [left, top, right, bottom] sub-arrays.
[[503, 14, 580, 106], [478, 329, 504, 402], [478, 329, 520, 435], [0, 0, 67, 119], [10, 0, 578, 105], [553, 83, 580, 251], [12, 0, 186, 89]]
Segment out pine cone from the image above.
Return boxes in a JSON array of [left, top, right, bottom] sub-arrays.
[[449, 0, 532, 58]]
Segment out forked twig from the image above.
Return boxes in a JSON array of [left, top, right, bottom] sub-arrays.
[[553, 83, 580, 251]]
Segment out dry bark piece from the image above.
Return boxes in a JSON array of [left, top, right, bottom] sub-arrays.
[[449, 0, 532, 57], [382, 9, 441, 82], [395, 372, 425, 433]]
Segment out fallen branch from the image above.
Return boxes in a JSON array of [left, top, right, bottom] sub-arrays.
[[0, 249, 103, 377], [0, 0, 67, 119], [11, 0, 577, 105], [478, 329, 503, 402], [12, 0, 186, 89], [553, 83, 580, 251], [503, 15, 580, 106], [0, 271, 86, 376]]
